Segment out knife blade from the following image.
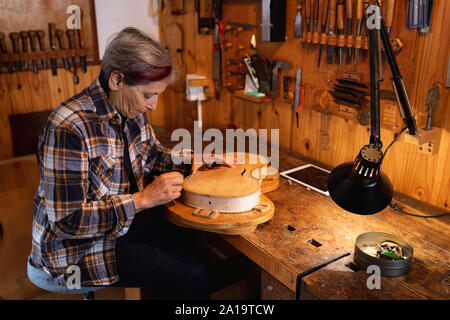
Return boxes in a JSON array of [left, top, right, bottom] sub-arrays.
[[336, 78, 368, 88]]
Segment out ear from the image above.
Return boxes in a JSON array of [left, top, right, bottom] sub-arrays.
[[108, 70, 124, 91]]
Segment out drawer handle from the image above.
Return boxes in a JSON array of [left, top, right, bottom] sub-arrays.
[[0, 221, 3, 240]]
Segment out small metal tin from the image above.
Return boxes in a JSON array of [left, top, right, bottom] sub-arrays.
[[354, 232, 413, 277]]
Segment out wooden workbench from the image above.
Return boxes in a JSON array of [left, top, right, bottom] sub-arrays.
[[218, 148, 450, 300]]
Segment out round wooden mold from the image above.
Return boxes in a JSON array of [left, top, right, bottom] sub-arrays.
[[165, 194, 274, 235]]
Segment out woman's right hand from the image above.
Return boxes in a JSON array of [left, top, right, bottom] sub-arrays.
[[132, 171, 184, 212]]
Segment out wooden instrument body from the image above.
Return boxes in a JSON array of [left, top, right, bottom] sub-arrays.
[[165, 152, 278, 234]]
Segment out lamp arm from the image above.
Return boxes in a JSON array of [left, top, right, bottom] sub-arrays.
[[379, 17, 418, 135], [368, 26, 383, 148]]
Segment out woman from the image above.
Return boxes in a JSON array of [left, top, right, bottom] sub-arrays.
[[28, 27, 230, 299]]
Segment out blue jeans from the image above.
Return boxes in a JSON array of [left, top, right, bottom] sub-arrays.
[[110, 208, 210, 300]]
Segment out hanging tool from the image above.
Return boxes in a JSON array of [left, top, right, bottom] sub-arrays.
[[384, 0, 395, 35], [48, 23, 58, 76], [20, 31, 30, 71], [77, 8, 87, 73], [337, 1, 345, 64], [327, 0, 337, 64], [294, 0, 303, 38], [305, 0, 311, 35], [66, 29, 79, 84], [28, 31, 39, 74], [318, 0, 330, 67], [55, 29, 70, 70], [345, 0, 353, 61], [9, 33, 22, 72], [406, 0, 434, 33], [272, 60, 290, 98], [312, 0, 319, 36], [353, 0, 363, 64], [294, 67, 304, 128], [37, 30, 48, 70], [423, 84, 440, 131], [212, 0, 223, 99], [0, 32, 14, 73], [243, 53, 259, 90], [172, 0, 186, 15]]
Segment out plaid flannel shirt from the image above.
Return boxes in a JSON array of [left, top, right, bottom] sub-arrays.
[[30, 78, 191, 286]]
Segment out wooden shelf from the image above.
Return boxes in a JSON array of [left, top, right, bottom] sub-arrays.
[[234, 90, 271, 103]]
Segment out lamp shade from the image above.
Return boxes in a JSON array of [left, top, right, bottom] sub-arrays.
[[327, 162, 393, 215]]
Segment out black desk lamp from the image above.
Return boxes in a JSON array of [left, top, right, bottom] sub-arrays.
[[327, 2, 418, 215]]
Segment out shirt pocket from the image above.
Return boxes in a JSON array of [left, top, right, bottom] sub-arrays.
[[88, 154, 119, 199]]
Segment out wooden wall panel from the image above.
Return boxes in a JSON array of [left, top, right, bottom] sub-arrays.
[[160, 0, 450, 211]]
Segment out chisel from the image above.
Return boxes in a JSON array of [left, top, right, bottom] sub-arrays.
[[0, 32, 14, 73], [37, 30, 48, 70], [345, 0, 353, 61], [28, 31, 39, 74], [20, 31, 30, 71], [317, 0, 330, 67], [385, 0, 395, 35], [326, 0, 337, 64], [305, 0, 311, 35], [55, 29, 70, 70], [9, 33, 22, 72], [353, 0, 363, 64], [66, 29, 79, 84], [312, 0, 319, 34], [48, 23, 58, 76], [77, 7, 87, 73], [294, 0, 303, 38], [337, 1, 345, 64]]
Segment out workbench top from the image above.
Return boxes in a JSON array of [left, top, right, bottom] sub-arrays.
[[221, 148, 450, 300], [155, 127, 449, 300]]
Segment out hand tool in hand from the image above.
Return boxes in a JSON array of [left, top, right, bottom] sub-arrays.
[[345, 0, 353, 62], [20, 31, 30, 71], [0, 32, 14, 73], [76, 8, 87, 73], [55, 29, 71, 70], [28, 31, 39, 74], [66, 29, 79, 84], [326, 0, 337, 64], [48, 23, 58, 75], [294, 0, 303, 38], [337, 1, 345, 64], [353, 0, 364, 64], [36, 30, 48, 70], [9, 32, 22, 72], [318, 0, 330, 67]]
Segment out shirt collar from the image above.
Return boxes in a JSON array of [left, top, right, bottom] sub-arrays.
[[88, 78, 122, 124]]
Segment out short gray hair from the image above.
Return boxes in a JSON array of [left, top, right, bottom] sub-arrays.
[[99, 27, 176, 90]]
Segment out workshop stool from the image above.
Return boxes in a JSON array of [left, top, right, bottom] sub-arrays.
[[27, 258, 102, 300]]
